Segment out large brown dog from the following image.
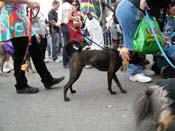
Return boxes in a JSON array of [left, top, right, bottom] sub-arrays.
[[64, 40, 149, 102]]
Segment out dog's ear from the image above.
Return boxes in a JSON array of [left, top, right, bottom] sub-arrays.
[[128, 50, 136, 56]]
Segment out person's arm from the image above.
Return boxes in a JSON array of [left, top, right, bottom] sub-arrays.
[[0, 0, 29, 4], [140, 0, 150, 10], [136, 0, 150, 20], [68, 9, 76, 21], [0, 0, 40, 10], [48, 11, 60, 28]]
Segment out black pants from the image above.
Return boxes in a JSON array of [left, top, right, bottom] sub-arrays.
[[39, 35, 47, 60], [11, 36, 53, 90]]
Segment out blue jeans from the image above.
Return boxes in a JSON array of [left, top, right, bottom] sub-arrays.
[[164, 45, 175, 61], [51, 32, 60, 60], [61, 24, 69, 66], [116, 0, 144, 75], [127, 64, 144, 75], [47, 35, 52, 57]]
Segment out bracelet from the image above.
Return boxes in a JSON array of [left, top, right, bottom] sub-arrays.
[[139, 8, 144, 12]]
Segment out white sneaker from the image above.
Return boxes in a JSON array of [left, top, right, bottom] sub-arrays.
[[129, 73, 152, 83], [44, 58, 49, 63], [85, 65, 93, 69], [57, 56, 62, 62], [3, 62, 13, 73], [143, 69, 155, 76]]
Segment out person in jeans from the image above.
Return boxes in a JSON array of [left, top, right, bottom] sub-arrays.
[[58, 0, 73, 68], [0, 0, 64, 94], [48, 0, 61, 62], [115, 0, 171, 83]]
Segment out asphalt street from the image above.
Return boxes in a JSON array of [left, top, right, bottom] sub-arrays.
[[0, 58, 161, 131]]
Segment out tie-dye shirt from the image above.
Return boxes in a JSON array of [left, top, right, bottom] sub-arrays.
[[0, 2, 30, 41]]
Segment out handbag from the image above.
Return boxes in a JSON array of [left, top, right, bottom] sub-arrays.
[[3, 41, 14, 56], [132, 15, 164, 54]]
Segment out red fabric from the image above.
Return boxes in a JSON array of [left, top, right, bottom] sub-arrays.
[[67, 11, 83, 42]]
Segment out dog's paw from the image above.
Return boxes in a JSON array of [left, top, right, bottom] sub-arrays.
[[110, 91, 117, 95], [64, 97, 70, 102], [121, 90, 127, 93], [71, 90, 76, 93]]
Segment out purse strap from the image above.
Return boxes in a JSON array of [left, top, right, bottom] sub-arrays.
[[145, 10, 175, 69]]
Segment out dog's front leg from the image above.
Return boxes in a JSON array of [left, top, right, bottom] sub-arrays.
[[107, 72, 116, 95], [113, 74, 127, 93]]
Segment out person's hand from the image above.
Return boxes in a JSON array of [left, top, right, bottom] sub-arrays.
[[26, 0, 40, 10], [162, 34, 172, 46], [140, 0, 150, 10]]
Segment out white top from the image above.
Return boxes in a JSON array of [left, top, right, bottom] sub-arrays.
[[85, 17, 104, 50], [32, 12, 47, 36], [58, 2, 72, 24]]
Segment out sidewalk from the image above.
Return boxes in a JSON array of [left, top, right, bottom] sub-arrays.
[[0, 59, 160, 131]]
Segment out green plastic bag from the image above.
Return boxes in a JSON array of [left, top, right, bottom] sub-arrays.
[[132, 15, 164, 54]]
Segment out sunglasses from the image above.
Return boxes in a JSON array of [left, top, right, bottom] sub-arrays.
[[72, 4, 78, 6]]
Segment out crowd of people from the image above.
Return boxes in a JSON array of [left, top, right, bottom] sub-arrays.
[[0, 0, 175, 94]]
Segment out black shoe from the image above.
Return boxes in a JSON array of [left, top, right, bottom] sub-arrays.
[[44, 76, 65, 89], [16, 85, 39, 94]]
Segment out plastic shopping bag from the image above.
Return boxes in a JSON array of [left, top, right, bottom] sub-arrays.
[[132, 15, 164, 54]]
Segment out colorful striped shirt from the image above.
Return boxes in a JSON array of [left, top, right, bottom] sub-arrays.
[[0, 2, 31, 41]]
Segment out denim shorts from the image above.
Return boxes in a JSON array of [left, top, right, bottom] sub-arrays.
[[164, 45, 175, 61], [116, 0, 139, 49], [116, 0, 144, 75]]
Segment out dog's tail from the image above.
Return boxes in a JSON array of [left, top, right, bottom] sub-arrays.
[[134, 87, 154, 127], [65, 39, 83, 57]]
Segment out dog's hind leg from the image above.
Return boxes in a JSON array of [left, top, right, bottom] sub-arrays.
[[64, 68, 83, 102], [113, 74, 127, 93], [64, 78, 79, 102], [70, 86, 76, 93]]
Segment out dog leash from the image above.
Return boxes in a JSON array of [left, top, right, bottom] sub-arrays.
[[20, 9, 32, 71], [21, 8, 35, 71], [101, 2, 114, 12], [70, 27, 106, 50], [145, 10, 175, 69]]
